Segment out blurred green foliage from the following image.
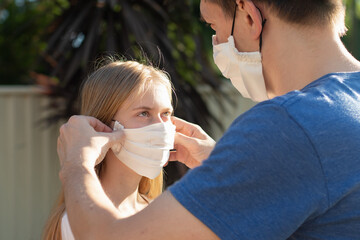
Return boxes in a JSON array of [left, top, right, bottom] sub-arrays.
[[342, 0, 360, 59], [0, 0, 69, 84]]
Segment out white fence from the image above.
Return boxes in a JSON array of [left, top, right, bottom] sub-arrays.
[[0, 84, 254, 240], [0, 86, 62, 240]]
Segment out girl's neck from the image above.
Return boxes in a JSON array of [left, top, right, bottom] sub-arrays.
[[99, 151, 148, 217]]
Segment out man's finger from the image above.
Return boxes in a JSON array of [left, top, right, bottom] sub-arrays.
[[171, 116, 196, 137], [87, 116, 113, 133], [103, 129, 125, 146], [171, 116, 210, 141], [169, 151, 177, 162], [175, 132, 199, 148]]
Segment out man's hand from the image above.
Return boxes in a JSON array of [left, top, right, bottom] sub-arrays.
[[170, 117, 216, 168], [57, 115, 123, 180]]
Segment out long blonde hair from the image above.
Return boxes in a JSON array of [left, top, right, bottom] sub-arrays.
[[42, 59, 173, 240]]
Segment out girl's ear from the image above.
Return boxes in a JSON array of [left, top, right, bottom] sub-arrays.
[[235, 0, 264, 40]]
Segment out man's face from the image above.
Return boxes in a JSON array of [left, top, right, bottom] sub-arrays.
[[200, 0, 233, 44]]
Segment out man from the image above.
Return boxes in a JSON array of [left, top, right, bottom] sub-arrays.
[[58, 0, 360, 239]]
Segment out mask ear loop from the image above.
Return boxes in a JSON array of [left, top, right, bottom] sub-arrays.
[[231, 4, 237, 36], [255, 6, 267, 52], [232, 5, 266, 51]]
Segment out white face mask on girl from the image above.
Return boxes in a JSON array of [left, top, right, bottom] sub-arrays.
[[111, 121, 176, 179], [212, 6, 268, 102]]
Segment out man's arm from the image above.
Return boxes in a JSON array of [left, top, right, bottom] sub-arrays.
[[62, 165, 218, 240], [58, 116, 218, 240]]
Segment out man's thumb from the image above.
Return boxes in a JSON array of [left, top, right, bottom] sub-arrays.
[[175, 132, 198, 147], [104, 129, 124, 145]]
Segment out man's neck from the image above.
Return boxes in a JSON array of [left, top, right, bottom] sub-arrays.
[[262, 18, 360, 98]]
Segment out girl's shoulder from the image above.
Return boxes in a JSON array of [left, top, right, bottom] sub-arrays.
[[61, 212, 75, 240]]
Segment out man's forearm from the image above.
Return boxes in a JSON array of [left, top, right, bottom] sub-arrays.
[[62, 162, 219, 240], [62, 164, 121, 239]]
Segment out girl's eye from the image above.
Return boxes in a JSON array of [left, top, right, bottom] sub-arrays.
[[138, 111, 149, 117], [162, 111, 172, 117]]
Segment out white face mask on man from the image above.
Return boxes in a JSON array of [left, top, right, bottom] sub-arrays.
[[111, 121, 176, 179], [212, 6, 268, 102]]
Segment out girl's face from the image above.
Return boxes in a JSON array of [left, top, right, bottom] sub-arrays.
[[113, 82, 173, 129]]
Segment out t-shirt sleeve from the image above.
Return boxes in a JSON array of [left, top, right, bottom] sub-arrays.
[[169, 102, 329, 240]]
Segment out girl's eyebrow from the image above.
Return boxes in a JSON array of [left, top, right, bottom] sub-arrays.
[[132, 106, 152, 111], [132, 106, 174, 112]]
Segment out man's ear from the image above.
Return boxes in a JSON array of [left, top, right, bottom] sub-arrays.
[[235, 0, 263, 40]]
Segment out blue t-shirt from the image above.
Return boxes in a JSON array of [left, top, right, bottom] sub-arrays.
[[170, 72, 360, 240]]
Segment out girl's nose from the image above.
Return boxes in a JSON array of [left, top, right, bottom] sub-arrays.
[[152, 115, 163, 124]]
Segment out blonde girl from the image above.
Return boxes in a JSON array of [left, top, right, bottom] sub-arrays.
[[43, 59, 174, 240]]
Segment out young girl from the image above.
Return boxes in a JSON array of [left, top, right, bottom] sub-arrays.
[[43, 59, 175, 240]]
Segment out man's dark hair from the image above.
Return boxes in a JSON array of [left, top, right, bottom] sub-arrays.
[[207, 0, 345, 28]]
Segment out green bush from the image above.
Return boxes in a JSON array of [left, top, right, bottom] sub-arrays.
[[0, 0, 68, 84]]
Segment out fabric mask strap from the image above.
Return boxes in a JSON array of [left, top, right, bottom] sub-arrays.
[[255, 6, 267, 52], [231, 4, 266, 51], [231, 4, 237, 36]]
